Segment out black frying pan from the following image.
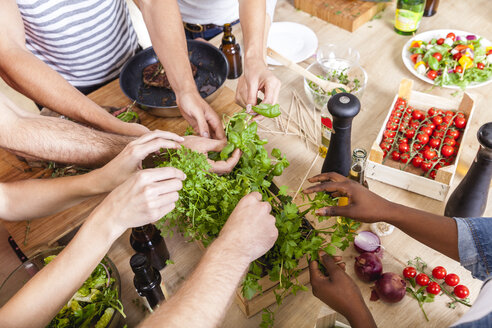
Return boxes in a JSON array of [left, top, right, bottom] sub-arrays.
[[119, 40, 228, 113]]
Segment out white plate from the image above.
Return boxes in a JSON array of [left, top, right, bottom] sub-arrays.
[[267, 22, 318, 66], [402, 29, 492, 89]]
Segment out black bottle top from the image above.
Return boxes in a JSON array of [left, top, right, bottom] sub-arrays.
[[321, 93, 361, 176], [130, 253, 165, 310], [444, 122, 492, 217]]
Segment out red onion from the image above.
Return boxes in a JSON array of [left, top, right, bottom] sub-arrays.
[[448, 69, 455, 74], [354, 252, 383, 282], [99, 262, 111, 288], [354, 231, 381, 254], [466, 35, 477, 40], [374, 272, 406, 303], [456, 36, 461, 41]]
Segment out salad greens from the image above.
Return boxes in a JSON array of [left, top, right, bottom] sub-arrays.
[[409, 32, 492, 88], [45, 256, 125, 328], [153, 111, 360, 327]]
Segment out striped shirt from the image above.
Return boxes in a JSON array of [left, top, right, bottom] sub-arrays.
[[17, 0, 139, 87]]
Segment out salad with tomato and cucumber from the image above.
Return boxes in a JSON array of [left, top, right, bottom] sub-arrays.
[[405, 30, 492, 89]]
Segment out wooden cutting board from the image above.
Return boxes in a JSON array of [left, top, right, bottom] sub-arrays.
[[293, 0, 387, 32], [1, 81, 241, 257]]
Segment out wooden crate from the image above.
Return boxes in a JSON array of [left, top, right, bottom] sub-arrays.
[[196, 241, 310, 318], [365, 84, 475, 201], [293, 0, 387, 32]]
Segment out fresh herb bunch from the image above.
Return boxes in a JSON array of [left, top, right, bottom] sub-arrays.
[[45, 256, 125, 328], [154, 111, 359, 327]]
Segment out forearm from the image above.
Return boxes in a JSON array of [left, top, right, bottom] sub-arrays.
[[140, 237, 251, 327], [0, 109, 133, 167], [239, 0, 266, 62], [0, 47, 142, 135], [139, 0, 197, 96], [0, 168, 109, 221], [0, 209, 120, 328], [382, 202, 459, 261]]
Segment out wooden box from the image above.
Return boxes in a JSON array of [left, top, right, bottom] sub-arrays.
[[196, 242, 310, 318], [293, 0, 387, 32], [365, 88, 475, 201]]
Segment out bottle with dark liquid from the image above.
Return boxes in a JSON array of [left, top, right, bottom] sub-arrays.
[[220, 23, 242, 79], [349, 148, 369, 188], [130, 224, 170, 270], [423, 0, 439, 17], [130, 253, 165, 311], [444, 123, 492, 217], [321, 93, 361, 176]]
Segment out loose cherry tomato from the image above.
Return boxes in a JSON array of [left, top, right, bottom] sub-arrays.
[[399, 143, 410, 153], [427, 70, 438, 80], [412, 156, 423, 168], [400, 153, 410, 163], [421, 162, 433, 172], [428, 107, 436, 116], [477, 62, 485, 70], [454, 65, 464, 73], [437, 38, 445, 45], [403, 266, 417, 279], [453, 53, 463, 61], [442, 145, 455, 157], [446, 32, 456, 41], [424, 148, 437, 160], [432, 116, 443, 125], [432, 52, 443, 61], [416, 273, 430, 286], [454, 285, 470, 299], [421, 126, 433, 136], [429, 138, 440, 148], [447, 129, 460, 140], [445, 273, 460, 287], [455, 116, 467, 129], [432, 266, 447, 279], [417, 133, 430, 145], [405, 129, 416, 139], [391, 151, 401, 161], [427, 282, 441, 295], [410, 53, 420, 64], [412, 110, 424, 120]]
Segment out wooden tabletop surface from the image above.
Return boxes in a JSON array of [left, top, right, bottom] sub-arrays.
[[1, 0, 492, 327]]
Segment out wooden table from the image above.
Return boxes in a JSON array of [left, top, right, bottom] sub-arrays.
[[2, 0, 492, 327]]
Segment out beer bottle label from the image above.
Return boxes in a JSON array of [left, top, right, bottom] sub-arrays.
[[395, 9, 423, 32]]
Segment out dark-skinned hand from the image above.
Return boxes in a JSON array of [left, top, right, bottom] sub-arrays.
[[303, 172, 394, 223]]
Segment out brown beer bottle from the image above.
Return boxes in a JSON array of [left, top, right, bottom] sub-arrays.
[[130, 253, 165, 311], [423, 0, 439, 17], [220, 23, 243, 79], [130, 224, 170, 270]]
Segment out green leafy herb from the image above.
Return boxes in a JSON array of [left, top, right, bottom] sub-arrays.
[[251, 103, 281, 118]]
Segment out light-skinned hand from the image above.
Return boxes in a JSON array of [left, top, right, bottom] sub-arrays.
[[219, 192, 278, 262], [303, 172, 393, 223]]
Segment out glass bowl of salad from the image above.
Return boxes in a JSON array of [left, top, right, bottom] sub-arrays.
[[304, 60, 367, 111], [0, 247, 124, 328]]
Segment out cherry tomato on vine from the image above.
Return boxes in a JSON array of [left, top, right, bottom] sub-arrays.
[[387, 122, 398, 131], [424, 148, 437, 160], [432, 52, 443, 61], [432, 115, 443, 125], [410, 121, 420, 130], [445, 111, 454, 117], [443, 115, 454, 124], [380, 142, 391, 151], [455, 116, 467, 129], [477, 62, 485, 70], [427, 282, 441, 295], [391, 151, 401, 161], [421, 126, 433, 136], [428, 107, 436, 116], [383, 130, 396, 138], [400, 153, 410, 163], [430, 170, 437, 179], [396, 98, 407, 108], [432, 266, 447, 279], [427, 123, 436, 130], [399, 143, 410, 153], [421, 162, 433, 172], [416, 273, 430, 286], [403, 266, 417, 279], [433, 130, 444, 138], [427, 70, 438, 80], [445, 273, 460, 287], [454, 65, 464, 73], [405, 129, 416, 139], [417, 133, 430, 145], [412, 156, 423, 168], [412, 110, 424, 120], [429, 138, 440, 148], [443, 137, 456, 147], [447, 129, 460, 140], [454, 285, 470, 299], [442, 145, 455, 157], [446, 32, 456, 41], [414, 143, 422, 150]]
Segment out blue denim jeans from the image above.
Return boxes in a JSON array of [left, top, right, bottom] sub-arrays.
[[452, 217, 492, 327]]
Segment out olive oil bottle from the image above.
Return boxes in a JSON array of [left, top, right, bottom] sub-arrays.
[[394, 0, 425, 35]]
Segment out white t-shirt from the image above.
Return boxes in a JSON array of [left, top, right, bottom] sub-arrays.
[[178, 0, 277, 25]]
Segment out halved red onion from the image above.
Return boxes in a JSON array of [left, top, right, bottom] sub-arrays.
[[354, 231, 381, 254]]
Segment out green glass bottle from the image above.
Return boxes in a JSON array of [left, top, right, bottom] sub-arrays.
[[394, 0, 425, 35]]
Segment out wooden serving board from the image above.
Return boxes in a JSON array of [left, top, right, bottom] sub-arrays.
[[293, 0, 387, 32], [1, 81, 241, 257]]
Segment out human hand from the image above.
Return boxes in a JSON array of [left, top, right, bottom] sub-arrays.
[[310, 253, 376, 328], [176, 91, 225, 140], [219, 192, 278, 263], [181, 136, 241, 174], [97, 166, 186, 235], [303, 172, 393, 223], [95, 130, 184, 192], [123, 122, 150, 136], [235, 59, 281, 109]]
